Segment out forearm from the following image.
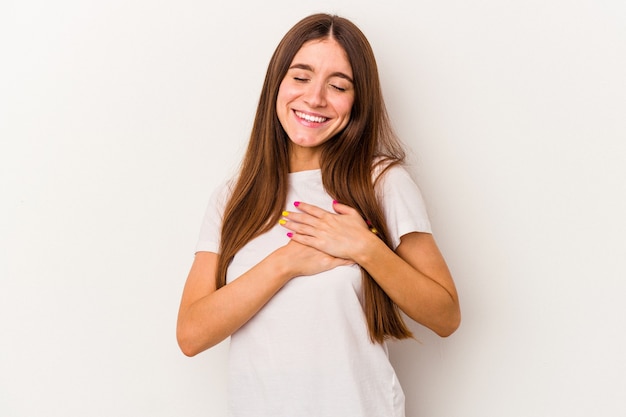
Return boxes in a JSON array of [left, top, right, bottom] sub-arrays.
[[177, 252, 292, 356], [354, 233, 461, 337]]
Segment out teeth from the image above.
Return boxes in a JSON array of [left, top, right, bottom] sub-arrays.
[[295, 111, 328, 123]]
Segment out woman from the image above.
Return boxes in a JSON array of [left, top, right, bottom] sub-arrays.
[[177, 13, 460, 417]]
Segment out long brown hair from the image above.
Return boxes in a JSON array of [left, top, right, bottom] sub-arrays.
[[216, 13, 412, 343]]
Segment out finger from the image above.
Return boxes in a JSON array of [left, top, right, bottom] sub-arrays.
[[280, 218, 318, 237], [279, 211, 320, 232], [287, 230, 318, 247], [280, 210, 310, 225], [292, 201, 331, 219]]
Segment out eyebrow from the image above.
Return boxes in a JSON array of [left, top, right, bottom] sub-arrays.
[[288, 63, 354, 83]]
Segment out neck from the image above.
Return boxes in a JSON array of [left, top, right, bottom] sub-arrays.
[[288, 146, 321, 172]]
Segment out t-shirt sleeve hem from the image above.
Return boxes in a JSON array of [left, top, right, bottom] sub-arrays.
[[194, 242, 220, 254], [391, 220, 433, 249]]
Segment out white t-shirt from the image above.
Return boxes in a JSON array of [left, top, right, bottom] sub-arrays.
[[196, 165, 431, 417]]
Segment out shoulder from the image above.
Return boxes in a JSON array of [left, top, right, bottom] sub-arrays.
[[208, 176, 237, 210], [372, 160, 432, 247], [195, 177, 237, 253], [372, 159, 417, 191]]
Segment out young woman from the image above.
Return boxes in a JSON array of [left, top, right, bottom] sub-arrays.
[[177, 13, 460, 417]]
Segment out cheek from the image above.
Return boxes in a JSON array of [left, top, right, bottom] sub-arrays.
[[276, 86, 299, 118], [276, 85, 285, 109], [338, 97, 354, 121], [277, 79, 299, 101], [276, 85, 290, 120]]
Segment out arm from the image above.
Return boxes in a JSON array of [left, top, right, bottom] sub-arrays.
[[281, 202, 460, 337], [176, 241, 352, 357], [353, 229, 460, 337]]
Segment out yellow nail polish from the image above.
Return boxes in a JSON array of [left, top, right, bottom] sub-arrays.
[[279, 219, 287, 225], [282, 211, 289, 217]]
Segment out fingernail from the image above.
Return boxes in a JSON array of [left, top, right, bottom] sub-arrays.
[[370, 227, 378, 235], [279, 219, 287, 225], [332, 200, 338, 204], [293, 201, 300, 207], [287, 232, 293, 238], [282, 211, 289, 217]]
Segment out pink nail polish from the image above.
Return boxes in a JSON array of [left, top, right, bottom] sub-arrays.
[[332, 200, 338, 205], [287, 232, 293, 238], [293, 201, 300, 207]]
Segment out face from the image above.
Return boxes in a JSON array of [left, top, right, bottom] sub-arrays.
[[276, 38, 355, 155]]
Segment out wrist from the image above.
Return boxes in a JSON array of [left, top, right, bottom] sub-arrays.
[[352, 229, 387, 266], [268, 246, 298, 283]]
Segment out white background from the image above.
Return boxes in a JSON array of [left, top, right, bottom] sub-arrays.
[[1, 1, 625, 416]]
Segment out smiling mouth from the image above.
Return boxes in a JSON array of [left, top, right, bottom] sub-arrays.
[[295, 110, 329, 123]]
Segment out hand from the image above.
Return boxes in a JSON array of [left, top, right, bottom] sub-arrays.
[[277, 239, 354, 278], [280, 201, 376, 262]]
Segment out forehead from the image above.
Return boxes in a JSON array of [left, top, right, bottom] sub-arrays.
[[290, 38, 353, 75]]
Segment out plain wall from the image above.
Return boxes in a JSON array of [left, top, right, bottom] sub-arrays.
[[1, 0, 625, 416]]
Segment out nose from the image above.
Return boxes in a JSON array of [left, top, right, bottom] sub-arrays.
[[303, 81, 327, 108]]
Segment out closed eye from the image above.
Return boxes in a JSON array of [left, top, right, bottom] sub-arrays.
[[330, 84, 346, 92]]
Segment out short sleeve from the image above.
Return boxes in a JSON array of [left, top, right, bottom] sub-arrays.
[[195, 180, 232, 253], [375, 164, 432, 250]]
